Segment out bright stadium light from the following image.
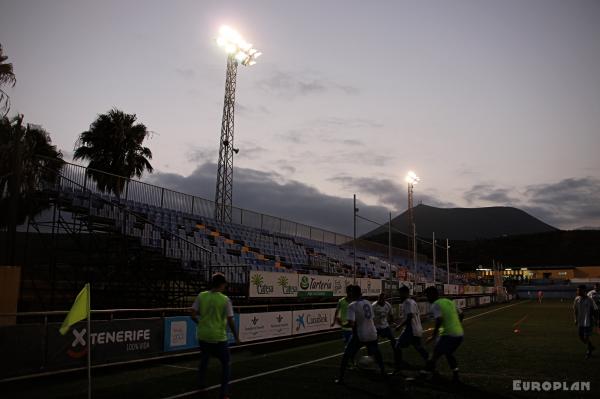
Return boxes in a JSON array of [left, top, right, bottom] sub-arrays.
[[216, 25, 261, 66], [405, 171, 420, 185]]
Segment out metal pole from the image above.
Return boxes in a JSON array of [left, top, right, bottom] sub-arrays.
[[353, 194, 357, 283], [87, 283, 91, 399], [412, 223, 417, 283], [446, 239, 450, 284], [388, 212, 392, 262], [432, 232, 436, 284]]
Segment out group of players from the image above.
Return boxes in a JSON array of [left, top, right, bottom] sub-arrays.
[[332, 284, 464, 384], [190, 274, 598, 399]]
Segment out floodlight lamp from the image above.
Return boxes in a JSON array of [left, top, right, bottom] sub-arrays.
[[216, 25, 261, 66], [405, 171, 420, 185]]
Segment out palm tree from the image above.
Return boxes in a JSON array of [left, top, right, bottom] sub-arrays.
[[0, 115, 64, 264], [0, 44, 17, 116], [74, 108, 153, 197]]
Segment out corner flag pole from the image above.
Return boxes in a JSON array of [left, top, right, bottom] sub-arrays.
[[87, 283, 91, 399]]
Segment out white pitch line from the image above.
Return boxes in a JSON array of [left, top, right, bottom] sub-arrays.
[[463, 300, 528, 322], [161, 300, 528, 399], [161, 352, 343, 399], [163, 364, 198, 371]]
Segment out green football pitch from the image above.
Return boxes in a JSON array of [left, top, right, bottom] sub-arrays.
[[3, 299, 599, 398]]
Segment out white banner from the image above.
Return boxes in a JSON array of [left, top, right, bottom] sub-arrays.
[[249, 271, 298, 298], [292, 308, 336, 335], [238, 311, 293, 342], [479, 296, 491, 305], [359, 278, 383, 297]]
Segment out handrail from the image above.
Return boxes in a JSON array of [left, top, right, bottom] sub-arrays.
[[57, 158, 354, 243], [48, 163, 213, 255]]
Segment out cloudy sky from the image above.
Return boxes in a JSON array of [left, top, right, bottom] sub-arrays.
[[2, 0, 599, 234]]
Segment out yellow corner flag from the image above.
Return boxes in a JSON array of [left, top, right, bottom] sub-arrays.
[[59, 283, 90, 335]]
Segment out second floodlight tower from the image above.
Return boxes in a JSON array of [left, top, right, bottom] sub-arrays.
[[214, 25, 261, 222], [405, 171, 420, 278]]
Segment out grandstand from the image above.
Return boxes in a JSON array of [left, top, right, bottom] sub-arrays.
[[8, 160, 462, 311]]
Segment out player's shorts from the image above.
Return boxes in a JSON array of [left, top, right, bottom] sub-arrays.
[[434, 335, 463, 355], [578, 326, 593, 339], [342, 330, 353, 344]]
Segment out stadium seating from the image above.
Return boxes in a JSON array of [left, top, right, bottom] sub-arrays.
[[59, 184, 460, 287]]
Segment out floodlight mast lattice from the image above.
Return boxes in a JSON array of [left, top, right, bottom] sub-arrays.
[[405, 171, 420, 280], [214, 26, 261, 222]]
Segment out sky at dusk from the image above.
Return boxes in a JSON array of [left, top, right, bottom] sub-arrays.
[[1, 0, 599, 234]]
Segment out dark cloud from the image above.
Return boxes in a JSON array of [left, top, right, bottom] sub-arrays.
[[329, 175, 456, 211], [146, 163, 390, 235], [462, 178, 600, 229], [255, 70, 360, 98], [464, 184, 519, 205], [522, 177, 600, 228]]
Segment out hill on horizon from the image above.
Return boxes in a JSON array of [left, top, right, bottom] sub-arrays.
[[363, 204, 557, 241]]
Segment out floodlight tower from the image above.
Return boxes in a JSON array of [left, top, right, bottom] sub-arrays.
[[405, 171, 420, 278], [214, 26, 261, 222]]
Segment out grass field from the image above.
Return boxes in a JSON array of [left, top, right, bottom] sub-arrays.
[[3, 299, 599, 398]]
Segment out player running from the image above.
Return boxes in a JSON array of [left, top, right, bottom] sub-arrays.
[[394, 285, 429, 371], [537, 290, 544, 304], [331, 285, 354, 344], [423, 286, 464, 383], [372, 293, 397, 356], [574, 285, 597, 359], [587, 283, 600, 332], [191, 273, 240, 399], [335, 285, 386, 384]]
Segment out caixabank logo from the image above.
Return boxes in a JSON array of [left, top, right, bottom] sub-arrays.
[[295, 311, 329, 332]]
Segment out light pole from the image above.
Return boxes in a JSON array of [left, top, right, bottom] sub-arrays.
[[353, 194, 357, 283], [406, 171, 420, 282], [214, 26, 261, 222], [446, 238, 450, 284], [432, 231, 436, 284]]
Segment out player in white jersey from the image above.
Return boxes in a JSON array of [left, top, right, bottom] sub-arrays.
[[575, 285, 597, 359], [588, 283, 600, 330], [335, 285, 386, 384], [394, 285, 429, 371], [372, 293, 398, 364]]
